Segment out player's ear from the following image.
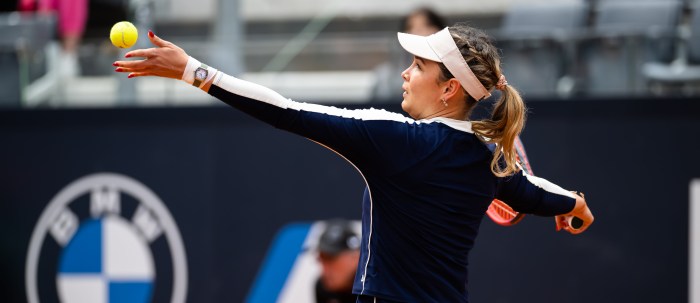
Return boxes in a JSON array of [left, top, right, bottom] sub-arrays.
[[441, 78, 461, 100]]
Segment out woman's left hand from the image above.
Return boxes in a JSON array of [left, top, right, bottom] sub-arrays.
[[555, 191, 594, 235], [113, 30, 189, 80]]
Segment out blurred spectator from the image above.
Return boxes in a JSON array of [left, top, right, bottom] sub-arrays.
[[370, 7, 446, 102], [403, 7, 446, 37], [315, 219, 360, 303], [18, 0, 88, 77], [0, 1, 17, 12]]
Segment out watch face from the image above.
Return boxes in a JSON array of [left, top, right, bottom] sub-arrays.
[[195, 68, 208, 80]]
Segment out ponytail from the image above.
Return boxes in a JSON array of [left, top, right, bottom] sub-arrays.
[[444, 23, 527, 177], [471, 85, 526, 177]]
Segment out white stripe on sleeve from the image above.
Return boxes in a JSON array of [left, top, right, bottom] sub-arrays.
[[214, 73, 477, 135], [215, 73, 417, 124], [522, 172, 577, 199]]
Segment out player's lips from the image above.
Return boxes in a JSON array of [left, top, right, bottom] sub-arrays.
[[402, 84, 408, 97]]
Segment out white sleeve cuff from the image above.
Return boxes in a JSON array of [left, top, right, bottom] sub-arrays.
[[181, 56, 218, 88]]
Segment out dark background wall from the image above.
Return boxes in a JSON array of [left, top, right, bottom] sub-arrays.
[[1, 98, 698, 302]]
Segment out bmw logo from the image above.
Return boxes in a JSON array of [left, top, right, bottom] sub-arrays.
[[25, 173, 188, 303]]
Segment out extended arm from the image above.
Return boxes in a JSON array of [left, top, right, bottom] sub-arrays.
[[113, 31, 424, 174], [496, 170, 594, 234]]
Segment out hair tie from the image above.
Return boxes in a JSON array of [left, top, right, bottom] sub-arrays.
[[496, 74, 508, 91]]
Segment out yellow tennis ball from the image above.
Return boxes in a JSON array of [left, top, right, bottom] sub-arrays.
[[110, 21, 138, 48]]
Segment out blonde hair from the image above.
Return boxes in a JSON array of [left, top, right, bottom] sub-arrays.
[[439, 24, 526, 177]]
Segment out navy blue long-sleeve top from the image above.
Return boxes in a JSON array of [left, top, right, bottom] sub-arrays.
[[207, 73, 575, 303]]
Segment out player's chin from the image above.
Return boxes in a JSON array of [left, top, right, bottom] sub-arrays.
[[401, 99, 411, 115], [401, 100, 420, 119]]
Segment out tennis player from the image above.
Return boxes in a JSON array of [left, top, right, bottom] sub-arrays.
[[114, 23, 594, 303]]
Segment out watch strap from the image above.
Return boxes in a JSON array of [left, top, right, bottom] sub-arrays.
[[193, 63, 209, 87]]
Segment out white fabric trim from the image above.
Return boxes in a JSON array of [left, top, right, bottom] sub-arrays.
[[215, 73, 477, 134], [522, 172, 577, 199], [428, 118, 473, 134], [289, 102, 415, 124], [181, 57, 200, 85], [217, 72, 414, 122], [200, 67, 218, 88], [213, 71, 224, 87]]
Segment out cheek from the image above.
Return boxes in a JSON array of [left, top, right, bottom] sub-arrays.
[[409, 77, 434, 101]]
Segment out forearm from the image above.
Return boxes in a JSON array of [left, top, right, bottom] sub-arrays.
[[179, 56, 293, 126], [208, 75, 289, 127], [496, 171, 576, 217]]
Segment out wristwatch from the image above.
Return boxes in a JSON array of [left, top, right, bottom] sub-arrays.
[[193, 63, 209, 87]]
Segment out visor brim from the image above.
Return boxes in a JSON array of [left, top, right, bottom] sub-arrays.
[[397, 32, 441, 62]]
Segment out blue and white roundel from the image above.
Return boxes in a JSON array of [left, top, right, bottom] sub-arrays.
[[57, 216, 155, 303]]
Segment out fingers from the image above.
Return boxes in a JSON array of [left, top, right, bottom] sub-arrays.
[[124, 48, 158, 59], [127, 72, 155, 78], [148, 30, 171, 48], [121, 31, 176, 58], [577, 210, 595, 233], [113, 58, 154, 73], [557, 191, 594, 234], [564, 213, 594, 235], [113, 59, 148, 70], [114, 66, 142, 73], [555, 215, 566, 231], [566, 221, 589, 234], [113, 57, 186, 80], [112, 32, 188, 80]]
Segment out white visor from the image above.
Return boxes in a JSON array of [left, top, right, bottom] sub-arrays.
[[398, 27, 491, 101]]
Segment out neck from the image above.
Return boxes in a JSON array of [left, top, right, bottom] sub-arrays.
[[422, 104, 469, 121]]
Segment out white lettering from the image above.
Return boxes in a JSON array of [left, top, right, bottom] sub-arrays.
[[50, 209, 78, 246], [90, 187, 120, 218], [132, 205, 163, 242]]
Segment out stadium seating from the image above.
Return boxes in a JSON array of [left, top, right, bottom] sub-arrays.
[[0, 13, 55, 107], [643, 4, 700, 95], [497, 1, 588, 98], [580, 0, 682, 96]]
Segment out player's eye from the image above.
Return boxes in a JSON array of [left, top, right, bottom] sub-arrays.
[[413, 61, 421, 70]]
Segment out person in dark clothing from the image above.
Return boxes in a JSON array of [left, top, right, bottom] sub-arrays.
[[315, 219, 361, 303], [114, 24, 594, 302]]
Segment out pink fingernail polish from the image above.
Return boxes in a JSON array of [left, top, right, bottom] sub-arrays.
[[148, 30, 154, 38], [112, 62, 119, 67], [125, 54, 131, 58], [115, 68, 123, 72], [128, 74, 134, 78]]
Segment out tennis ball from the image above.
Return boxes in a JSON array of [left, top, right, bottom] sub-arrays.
[[110, 21, 138, 48]]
